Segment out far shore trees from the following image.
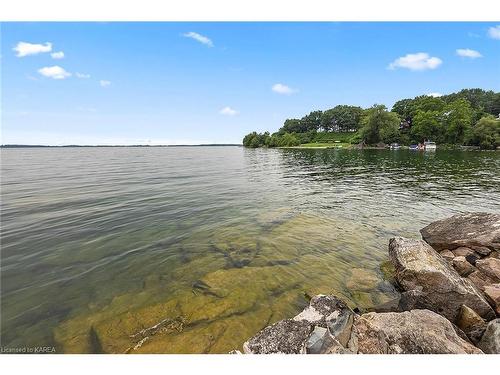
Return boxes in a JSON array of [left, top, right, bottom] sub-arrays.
[[242, 88, 500, 149], [467, 116, 500, 150], [321, 105, 363, 132]]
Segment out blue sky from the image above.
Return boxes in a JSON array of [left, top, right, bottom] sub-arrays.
[[1, 22, 499, 145]]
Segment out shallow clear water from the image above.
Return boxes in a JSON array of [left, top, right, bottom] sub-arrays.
[[1, 146, 499, 353]]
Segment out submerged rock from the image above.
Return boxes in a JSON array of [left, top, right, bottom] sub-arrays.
[[477, 319, 500, 354], [353, 309, 482, 354], [242, 319, 313, 354], [346, 268, 381, 292], [379, 260, 396, 284], [389, 237, 495, 322], [420, 212, 500, 252]]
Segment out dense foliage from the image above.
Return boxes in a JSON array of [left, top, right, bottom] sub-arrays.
[[243, 88, 500, 149], [242, 131, 300, 148], [359, 105, 400, 144], [466, 115, 500, 150]]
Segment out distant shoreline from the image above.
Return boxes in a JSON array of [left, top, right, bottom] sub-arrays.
[[0, 144, 243, 148]]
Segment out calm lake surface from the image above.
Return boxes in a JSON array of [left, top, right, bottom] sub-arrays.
[[1, 146, 499, 353]]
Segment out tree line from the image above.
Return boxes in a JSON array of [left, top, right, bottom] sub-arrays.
[[242, 88, 500, 149]]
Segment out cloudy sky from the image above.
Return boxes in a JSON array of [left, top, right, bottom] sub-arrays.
[[2, 22, 499, 145]]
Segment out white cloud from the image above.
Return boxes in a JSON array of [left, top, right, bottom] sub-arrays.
[[100, 80, 111, 87], [38, 66, 71, 80], [272, 83, 297, 95], [183, 32, 213, 47], [456, 48, 482, 58], [427, 92, 443, 98], [76, 72, 91, 79], [219, 106, 238, 116], [13, 42, 52, 57], [51, 51, 65, 59], [488, 25, 500, 40], [388, 52, 442, 71]]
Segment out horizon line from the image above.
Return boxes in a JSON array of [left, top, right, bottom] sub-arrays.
[[0, 143, 243, 148]]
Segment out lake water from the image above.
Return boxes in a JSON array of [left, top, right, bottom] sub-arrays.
[[1, 146, 499, 353]]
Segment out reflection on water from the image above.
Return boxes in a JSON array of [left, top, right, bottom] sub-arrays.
[[1, 147, 499, 352]]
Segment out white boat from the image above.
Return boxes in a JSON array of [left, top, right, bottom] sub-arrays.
[[390, 143, 401, 150], [424, 141, 437, 151]]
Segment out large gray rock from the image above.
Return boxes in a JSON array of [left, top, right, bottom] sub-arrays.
[[243, 294, 357, 354], [242, 319, 313, 354], [353, 309, 482, 354], [389, 237, 495, 322], [420, 212, 500, 252], [293, 294, 355, 348], [477, 319, 500, 354]]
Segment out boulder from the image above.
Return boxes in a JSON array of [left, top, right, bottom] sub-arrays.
[[474, 246, 492, 256], [305, 326, 346, 354], [293, 294, 355, 347], [477, 319, 500, 354], [467, 270, 497, 292], [389, 237, 495, 322], [452, 256, 476, 277], [440, 250, 455, 262], [483, 284, 500, 315], [475, 258, 500, 282], [353, 309, 482, 354], [487, 251, 499, 259], [420, 212, 500, 252], [456, 305, 487, 344], [242, 319, 313, 354], [452, 247, 477, 258], [466, 253, 481, 266], [398, 290, 430, 312]]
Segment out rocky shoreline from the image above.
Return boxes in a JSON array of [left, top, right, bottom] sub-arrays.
[[236, 212, 500, 354]]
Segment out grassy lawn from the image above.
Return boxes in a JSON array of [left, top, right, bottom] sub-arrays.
[[298, 142, 351, 148], [312, 131, 357, 143]]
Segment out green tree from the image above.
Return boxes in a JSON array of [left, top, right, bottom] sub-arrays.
[[299, 111, 323, 133], [281, 118, 302, 134], [391, 98, 415, 121], [242, 132, 257, 147], [467, 116, 500, 149], [443, 99, 473, 144], [411, 110, 444, 143], [321, 105, 363, 132], [278, 132, 300, 147], [412, 96, 446, 113], [360, 105, 400, 144], [242, 131, 270, 148]]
